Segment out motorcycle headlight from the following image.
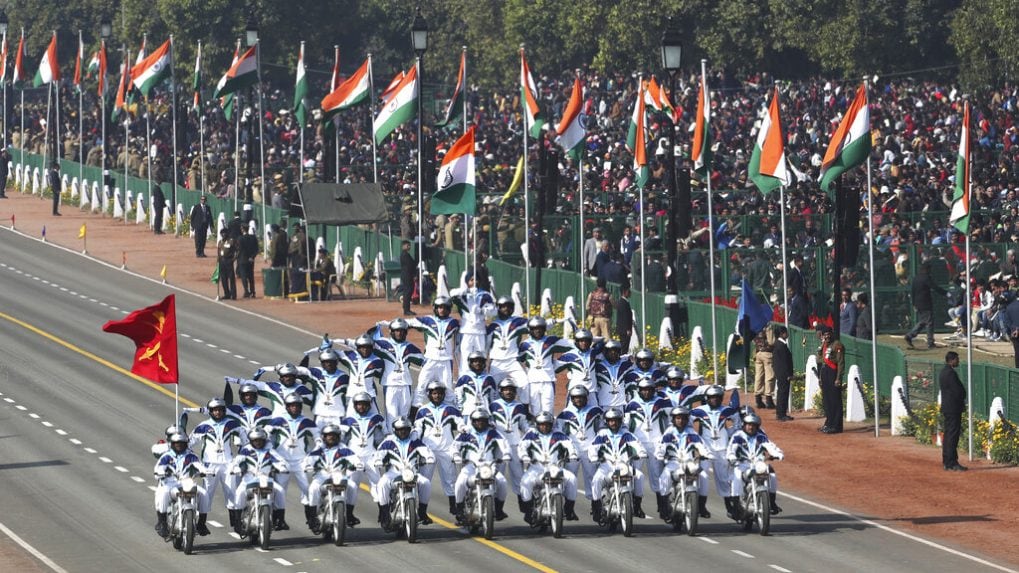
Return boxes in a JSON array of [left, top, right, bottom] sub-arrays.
[[754, 461, 769, 475], [478, 463, 494, 480], [614, 462, 630, 477], [685, 461, 701, 475], [548, 465, 561, 479], [180, 477, 197, 492], [330, 471, 345, 486], [258, 475, 270, 488], [671, 469, 683, 482], [401, 468, 416, 483]]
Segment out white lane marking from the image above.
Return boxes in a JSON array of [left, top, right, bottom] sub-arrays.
[[732, 550, 755, 559], [4, 397, 15, 403], [274, 558, 293, 566], [192, 339, 204, 344], [131, 476, 146, 483], [99, 302, 109, 307], [98, 457, 113, 464], [769, 566, 792, 573], [0, 521, 70, 573], [49, 284, 59, 288], [41, 421, 53, 428], [28, 412, 39, 418], [233, 354, 245, 360], [78, 294, 86, 299], [698, 536, 719, 545], [88, 298, 97, 303], [69, 439, 82, 445], [206, 343, 217, 349], [15, 405, 27, 411], [228, 532, 241, 540], [207, 520, 223, 528], [55, 429, 67, 435], [32, 276, 40, 281], [181, 333, 191, 338], [59, 287, 68, 292], [83, 447, 97, 454], [40, 279, 49, 284], [148, 486, 157, 492], [122, 310, 129, 315], [779, 491, 1019, 573], [219, 348, 230, 354], [114, 466, 129, 473], [249, 360, 261, 365], [69, 291, 77, 296], [110, 307, 120, 311]]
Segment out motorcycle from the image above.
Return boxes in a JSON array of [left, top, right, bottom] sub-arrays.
[[528, 459, 566, 538], [598, 453, 637, 537], [240, 469, 285, 550], [383, 462, 420, 543], [316, 468, 352, 546], [460, 460, 497, 540], [166, 475, 202, 554], [735, 442, 781, 536], [667, 443, 712, 536]]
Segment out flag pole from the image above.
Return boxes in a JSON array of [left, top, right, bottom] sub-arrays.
[[702, 58, 719, 384], [122, 46, 129, 224], [368, 54, 378, 185], [170, 36, 179, 232], [233, 89, 240, 212], [2, 32, 6, 149], [43, 82, 51, 191], [197, 41, 205, 196], [964, 100, 973, 461], [297, 42, 304, 186], [78, 31, 84, 212], [463, 46, 471, 278], [578, 131, 586, 323], [521, 44, 532, 313], [416, 55, 424, 307], [100, 40, 107, 214], [255, 40, 267, 259]]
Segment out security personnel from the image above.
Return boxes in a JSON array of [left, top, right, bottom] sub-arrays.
[[726, 413, 784, 516], [450, 274, 496, 373], [217, 228, 238, 300], [655, 407, 712, 521], [335, 335, 385, 417]]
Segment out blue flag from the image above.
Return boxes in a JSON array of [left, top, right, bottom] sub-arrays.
[[737, 278, 773, 336]]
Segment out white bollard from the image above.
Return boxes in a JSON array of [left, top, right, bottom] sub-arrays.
[[540, 288, 553, 317], [91, 183, 101, 214], [375, 252, 385, 297], [334, 241, 344, 271], [690, 325, 704, 380], [79, 180, 90, 209], [629, 312, 641, 354], [988, 396, 1005, 459], [724, 333, 742, 390], [175, 203, 184, 234], [113, 189, 124, 218], [845, 364, 867, 422], [162, 206, 171, 232], [136, 194, 147, 224], [101, 185, 110, 214], [61, 174, 68, 197], [248, 219, 257, 238], [70, 176, 79, 199], [352, 246, 366, 282], [32, 168, 40, 195], [436, 264, 449, 298], [512, 282, 524, 317], [125, 190, 134, 217], [14, 164, 22, 187], [658, 316, 674, 351], [315, 236, 326, 255], [804, 354, 821, 412], [890, 376, 906, 435], [562, 296, 577, 340]]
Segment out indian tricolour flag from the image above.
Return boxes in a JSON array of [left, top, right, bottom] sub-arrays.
[[556, 78, 586, 161], [321, 57, 370, 120], [436, 48, 465, 128], [432, 126, 476, 215], [220, 41, 240, 121], [633, 85, 649, 189], [950, 102, 971, 233], [625, 80, 643, 152], [819, 83, 871, 192], [96, 41, 107, 97], [379, 70, 405, 105], [520, 47, 544, 138], [87, 49, 101, 77], [130, 38, 171, 97], [12, 32, 27, 87], [213, 45, 258, 99], [191, 42, 202, 111], [32, 33, 59, 88], [643, 76, 675, 119], [0, 34, 7, 86], [73, 34, 83, 91], [293, 42, 308, 127], [748, 87, 792, 194], [692, 72, 712, 175], [373, 63, 417, 145]]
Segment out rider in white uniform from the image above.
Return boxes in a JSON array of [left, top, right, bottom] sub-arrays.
[[373, 417, 435, 526], [726, 413, 784, 517], [228, 428, 290, 536], [587, 408, 647, 522], [153, 433, 210, 539], [486, 296, 531, 407], [408, 297, 460, 407], [691, 385, 741, 519], [304, 349, 350, 429], [450, 274, 496, 373], [519, 317, 573, 417], [655, 406, 713, 522], [518, 412, 580, 523], [455, 351, 497, 421], [624, 379, 673, 519], [555, 386, 603, 499], [595, 341, 634, 409], [371, 319, 424, 427], [414, 381, 462, 515], [452, 409, 511, 524], [189, 398, 243, 533], [339, 392, 386, 526], [268, 394, 320, 531], [302, 423, 362, 533]]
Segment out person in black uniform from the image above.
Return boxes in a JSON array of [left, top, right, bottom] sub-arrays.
[[237, 225, 259, 298], [616, 282, 633, 351], [152, 183, 166, 234], [217, 228, 238, 300], [772, 325, 795, 421], [189, 195, 213, 257], [905, 261, 947, 349], [400, 241, 417, 316], [939, 351, 967, 471], [49, 161, 62, 216], [817, 327, 845, 434], [0, 148, 10, 198]]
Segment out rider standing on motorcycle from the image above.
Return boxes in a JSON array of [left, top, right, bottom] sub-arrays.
[[518, 412, 580, 523], [305, 349, 351, 430], [374, 417, 435, 526], [455, 351, 497, 421], [691, 385, 741, 520], [624, 379, 673, 520], [227, 384, 274, 441], [622, 349, 666, 403], [588, 408, 648, 521], [595, 341, 634, 409], [408, 297, 461, 408], [370, 319, 424, 428], [229, 429, 290, 536], [334, 335, 385, 417], [555, 329, 603, 407], [303, 424, 362, 534], [489, 379, 529, 503], [519, 317, 573, 417], [450, 273, 496, 374], [486, 296, 531, 409], [556, 386, 603, 500], [268, 394, 320, 531], [340, 392, 386, 526], [453, 409, 512, 524], [726, 413, 784, 517], [227, 363, 314, 417], [656, 407, 713, 521], [154, 433, 210, 539], [190, 398, 244, 533], [414, 382, 462, 515]]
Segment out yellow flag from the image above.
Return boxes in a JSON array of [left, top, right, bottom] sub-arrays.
[[78, 224, 86, 239], [160, 265, 167, 279], [499, 155, 525, 206]]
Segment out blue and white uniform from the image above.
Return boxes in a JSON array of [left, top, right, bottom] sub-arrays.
[[154, 448, 211, 514], [268, 413, 320, 505], [595, 357, 634, 409], [226, 403, 274, 440], [335, 347, 385, 417], [373, 434, 434, 506], [486, 316, 530, 404], [517, 429, 578, 502], [726, 430, 783, 497], [451, 287, 495, 372], [414, 402, 462, 498], [370, 325, 424, 426], [519, 335, 573, 416], [454, 370, 497, 422], [556, 343, 602, 406], [452, 427, 510, 503], [229, 443, 290, 511], [556, 403, 603, 498], [587, 427, 647, 501], [692, 405, 739, 497], [655, 425, 711, 496], [303, 365, 350, 429], [340, 411, 386, 504], [408, 315, 460, 405], [303, 443, 362, 507], [489, 397, 529, 495], [230, 372, 315, 418], [624, 393, 673, 495], [190, 416, 244, 510]]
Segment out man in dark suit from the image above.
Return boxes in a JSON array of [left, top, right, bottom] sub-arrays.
[[0, 148, 11, 198], [939, 351, 967, 471], [772, 325, 795, 421], [189, 195, 213, 257], [1000, 295, 1019, 368], [788, 254, 805, 297], [217, 228, 238, 300], [400, 241, 417, 316], [151, 182, 166, 233], [854, 292, 873, 340], [616, 283, 633, 351], [237, 225, 260, 298], [905, 261, 947, 349], [787, 286, 810, 329], [49, 161, 62, 215]]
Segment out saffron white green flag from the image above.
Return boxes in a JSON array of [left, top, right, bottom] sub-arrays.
[[214, 45, 258, 99], [373, 63, 417, 145], [633, 85, 649, 189], [130, 38, 172, 97], [432, 126, 476, 215], [819, 83, 871, 192], [520, 48, 544, 138], [748, 86, 792, 194], [293, 42, 308, 127], [556, 78, 586, 162], [692, 72, 712, 175], [321, 57, 370, 119], [436, 49, 465, 128], [33, 33, 59, 87], [950, 102, 971, 233]]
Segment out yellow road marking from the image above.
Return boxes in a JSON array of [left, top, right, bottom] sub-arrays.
[[3, 309, 556, 572]]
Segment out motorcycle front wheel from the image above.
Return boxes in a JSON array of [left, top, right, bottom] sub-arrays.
[[684, 491, 699, 537], [171, 509, 184, 551], [259, 506, 272, 550], [620, 492, 634, 538], [182, 508, 195, 555], [404, 499, 417, 543], [756, 490, 770, 536], [333, 502, 347, 546], [550, 493, 564, 539], [482, 495, 495, 540]]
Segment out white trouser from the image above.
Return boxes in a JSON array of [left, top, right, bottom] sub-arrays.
[[502, 444, 523, 496], [377, 469, 430, 505], [307, 472, 359, 507], [489, 359, 530, 405], [458, 333, 488, 373], [383, 386, 411, 427], [636, 442, 664, 495], [233, 474, 287, 510], [566, 440, 596, 499], [277, 458, 311, 504], [528, 380, 555, 417], [347, 463, 380, 505], [203, 462, 238, 510], [414, 360, 454, 406], [154, 478, 211, 514], [454, 464, 508, 503], [519, 464, 578, 502], [730, 462, 778, 497], [590, 463, 645, 501], [658, 460, 709, 497], [421, 450, 457, 497], [706, 449, 733, 497]]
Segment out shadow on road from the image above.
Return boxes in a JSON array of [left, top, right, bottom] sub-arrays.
[[887, 514, 996, 525], [0, 460, 69, 471]]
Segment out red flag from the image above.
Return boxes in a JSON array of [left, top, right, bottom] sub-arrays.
[[102, 295, 179, 384]]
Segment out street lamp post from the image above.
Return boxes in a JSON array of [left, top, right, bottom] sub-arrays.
[[242, 11, 258, 224], [412, 7, 428, 304], [660, 17, 682, 295]]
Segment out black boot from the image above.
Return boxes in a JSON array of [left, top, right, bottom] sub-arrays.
[[769, 493, 782, 515], [657, 494, 670, 520], [564, 499, 578, 521], [196, 513, 211, 536], [448, 495, 458, 515], [633, 496, 646, 518], [517, 498, 527, 515], [346, 504, 360, 526], [228, 509, 239, 528], [591, 499, 604, 523], [155, 512, 169, 539], [495, 499, 509, 521], [728, 497, 744, 521], [304, 505, 321, 534], [454, 502, 466, 525], [418, 503, 433, 525], [274, 509, 290, 531], [521, 499, 535, 525], [756, 395, 767, 408], [765, 396, 776, 409], [698, 496, 711, 518], [724, 497, 737, 520], [379, 503, 391, 527], [233, 510, 246, 535]]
